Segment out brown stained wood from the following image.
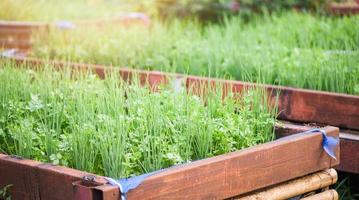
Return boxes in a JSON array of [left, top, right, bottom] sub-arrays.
[[0, 39, 32, 49], [0, 154, 41, 200], [275, 121, 359, 174], [185, 76, 359, 131], [336, 134, 359, 174], [0, 154, 118, 200], [273, 88, 359, 131], [92, 185, 121, 200], [0, 24, 42, 51], [125, 126, 339, 200], [330, 6, 359, 15], [0, 34, 31, 44], [329, 2, 359, 15], [0, 28, 33, 39], [0, 21, 46, 28], [36, 164, 103, 200]]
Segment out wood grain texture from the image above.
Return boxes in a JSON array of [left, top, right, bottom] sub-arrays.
[[276, 121, 359, 174], [272, 87, 359, 131], [0, 154, 118, 200], [0, 154, 41, 200]]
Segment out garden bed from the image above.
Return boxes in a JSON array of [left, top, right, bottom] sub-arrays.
[[5, 56, 359, 130], [22, 12, 359, 96], [329, 1, 359, 15], [2, 55, 358, 175], [0, 13, 149, 52], [0, 57, 341, 199], [0, 125, 339, 200]]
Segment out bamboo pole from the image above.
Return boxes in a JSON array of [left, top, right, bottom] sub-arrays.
[[236, 169, 337, 200], [301, 190, 338, 200]]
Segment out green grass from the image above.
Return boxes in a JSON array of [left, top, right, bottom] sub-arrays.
[[0, 60, 277, 178], [0, 184, 12, 200], [31, 12, 359, 95], [335, 176, 359, 200], [0, 0, 132, 22]]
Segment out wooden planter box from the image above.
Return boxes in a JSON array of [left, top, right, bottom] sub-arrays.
[[0, 124, 339, 200], [2, 56, 359, 175], [0, 12, 150, 52], [329, 1, 359, 15]]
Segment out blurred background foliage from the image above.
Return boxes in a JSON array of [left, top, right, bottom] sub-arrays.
[[0, 0, 348, 22], [130, 0, 334, 21]]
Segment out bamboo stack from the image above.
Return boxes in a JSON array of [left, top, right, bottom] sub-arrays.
[[301, 190, 338, 200], [236, 169, 338, 200]]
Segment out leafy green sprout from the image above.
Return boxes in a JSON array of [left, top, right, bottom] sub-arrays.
[[335, 176, 359, 200]]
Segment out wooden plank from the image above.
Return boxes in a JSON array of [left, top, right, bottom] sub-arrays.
[[126, 126, 339, 199], [0, 39, 32, 44], [0, 21, 46, 28], [0, 154, 41, 200], [329, 2, 359, 15], [0, 154, 118, 200], [276, 121, 359, 174], [0, 33, 31, 42], [336, 132, 359, 174], [36, 164, 104, 200], [0, 40, 32, 51], [272, 87, 359, 131], [0, 28, 33, 36], [186, 76, 359, 131]]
